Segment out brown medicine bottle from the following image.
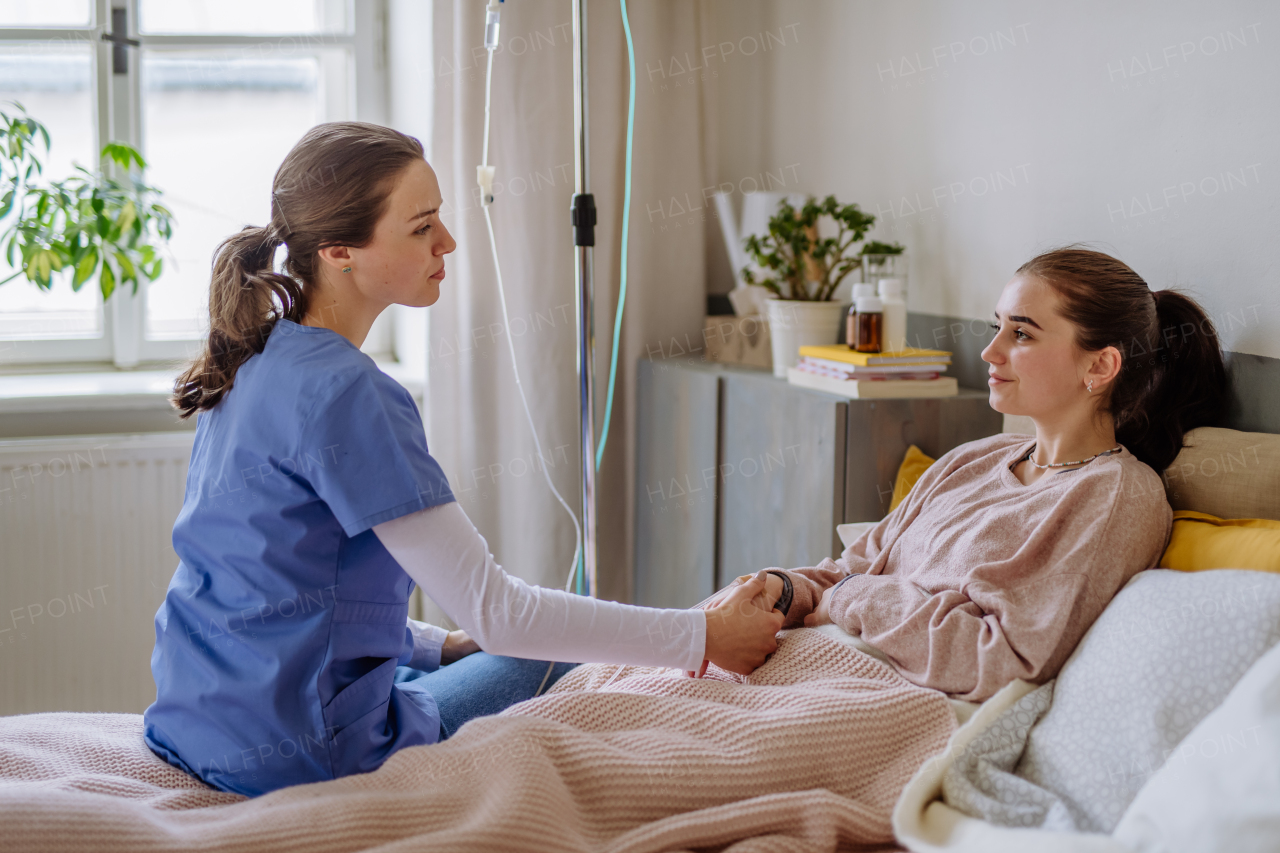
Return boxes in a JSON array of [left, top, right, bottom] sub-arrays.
[[846, 284, 877, 350], [853, 295, 883, 353]]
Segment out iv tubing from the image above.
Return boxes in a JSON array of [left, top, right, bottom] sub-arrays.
[[570, 0, 636, 595], [476, 0, 642, 644], [481, 48, 494, 168], [476, 2, 583, 599], [594, 0, 635, 471], [476, 0, 582, 698], [480, 207, 582, 595]]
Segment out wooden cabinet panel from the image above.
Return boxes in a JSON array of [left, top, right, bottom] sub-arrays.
[[633, 359, 722, 609], [843, 391, 1003, 523], [718, 370, 847, 578]]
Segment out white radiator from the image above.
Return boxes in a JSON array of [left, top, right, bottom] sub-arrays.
[[0, 432, 194, 715]]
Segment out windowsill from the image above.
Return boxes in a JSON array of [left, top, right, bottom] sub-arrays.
[[0, 359, 425, 416], [0, 369, 179, 414]]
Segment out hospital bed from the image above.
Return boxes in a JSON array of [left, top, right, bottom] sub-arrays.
[[0, 425, 1276, 853]]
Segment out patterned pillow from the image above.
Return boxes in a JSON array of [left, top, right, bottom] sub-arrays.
[[1113, 633, 1280, 849], [1012, 569, 1280, 831]]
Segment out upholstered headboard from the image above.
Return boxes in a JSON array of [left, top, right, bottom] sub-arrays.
[[1002, 415, 1280, 522]]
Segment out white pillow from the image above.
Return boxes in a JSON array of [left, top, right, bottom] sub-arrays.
[[836, 521, 877, 548], [1113, 635, 1280, 852], [1012, 569, 1280, 832]]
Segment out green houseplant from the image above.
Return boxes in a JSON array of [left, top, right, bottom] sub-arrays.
[[741, 195, 876, 302], [741, 195, 898, 377], [0, 101, 173, 300]]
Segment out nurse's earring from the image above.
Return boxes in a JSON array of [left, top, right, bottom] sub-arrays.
[[1087, 379, 1094, 393], [341, 266, 352, 273]]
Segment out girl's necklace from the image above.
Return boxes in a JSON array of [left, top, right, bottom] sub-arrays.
[[1025, 443, 1122, 470]]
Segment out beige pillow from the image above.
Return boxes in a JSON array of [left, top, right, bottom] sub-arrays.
[[1166, 427, 1280, 522]]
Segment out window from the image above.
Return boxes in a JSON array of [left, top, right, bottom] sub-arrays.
[[0, 7, 99, 354], [0, 0, 407, 371]]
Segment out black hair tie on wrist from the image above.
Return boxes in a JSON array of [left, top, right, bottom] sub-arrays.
[[764, 571, 793, 618]]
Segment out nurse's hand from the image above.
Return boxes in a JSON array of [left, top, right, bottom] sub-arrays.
[[698, 572, 784, 676], [441, 629, 480, 665]]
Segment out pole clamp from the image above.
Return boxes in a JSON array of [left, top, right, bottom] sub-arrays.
[[571, 193, 596, 247]]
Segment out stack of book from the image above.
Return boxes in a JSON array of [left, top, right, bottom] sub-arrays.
[[787, 345, 957, 399]]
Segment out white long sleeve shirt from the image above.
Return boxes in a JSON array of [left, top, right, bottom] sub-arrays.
[[374, 500, 707, 672]]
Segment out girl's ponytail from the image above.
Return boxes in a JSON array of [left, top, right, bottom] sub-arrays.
[[171, 121, 426, 418], [1016, 246, 1228, 473], [1122, 290, 1228, 471]]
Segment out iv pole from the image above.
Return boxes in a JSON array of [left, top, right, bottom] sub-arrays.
[[570, 0, 598, 598]]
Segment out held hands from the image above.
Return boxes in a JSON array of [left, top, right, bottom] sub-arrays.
[[440, 629, 480, 665], [700, 571, 785, 614], [689, 571, 785, 678]]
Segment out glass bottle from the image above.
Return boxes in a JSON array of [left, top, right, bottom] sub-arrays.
[[846, 283, 876, 349], [861, 253, 907, 289], [854, 295, 883, 353]]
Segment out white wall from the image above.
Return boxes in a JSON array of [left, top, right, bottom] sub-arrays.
[[705, 0, 1279, 359]]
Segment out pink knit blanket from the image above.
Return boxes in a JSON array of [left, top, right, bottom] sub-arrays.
[[0, 629, 954, 852]]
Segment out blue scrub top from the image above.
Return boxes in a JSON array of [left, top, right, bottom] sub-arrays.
[[143, 317, 456, 797]]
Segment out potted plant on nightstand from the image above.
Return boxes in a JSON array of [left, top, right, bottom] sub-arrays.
[[742, 195, 875, 377]]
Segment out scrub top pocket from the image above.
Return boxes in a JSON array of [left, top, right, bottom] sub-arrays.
[[322, 655, 441, 778], [322, 655, 400, 740]]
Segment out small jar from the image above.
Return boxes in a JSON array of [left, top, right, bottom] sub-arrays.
[[846, 284, 877, 349], [853, 295, 883, 353]]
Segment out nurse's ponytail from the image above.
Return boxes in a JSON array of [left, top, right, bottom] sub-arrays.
[[173, 122, 425, 417]]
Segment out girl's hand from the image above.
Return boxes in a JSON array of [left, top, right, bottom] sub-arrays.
[[698, 572, 784, 613], [803, 586, 836, 627], [441, 629, 480, 665]]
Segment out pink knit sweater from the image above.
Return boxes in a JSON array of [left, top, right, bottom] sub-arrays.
[[780, 434, 1173, 702]]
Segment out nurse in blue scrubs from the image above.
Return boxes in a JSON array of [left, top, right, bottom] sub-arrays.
[[143, 122, 785, 797]]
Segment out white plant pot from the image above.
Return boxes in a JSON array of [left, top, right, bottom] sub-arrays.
[[764, 298, 847, 378]]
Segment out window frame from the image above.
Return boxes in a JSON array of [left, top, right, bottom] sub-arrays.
[[0, 0, 402, 371]]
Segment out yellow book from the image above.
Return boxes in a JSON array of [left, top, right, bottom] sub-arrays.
[[797, 344, 951, 366]]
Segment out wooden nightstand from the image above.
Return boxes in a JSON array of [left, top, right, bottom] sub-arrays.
[[634, 357, 1002, 609]]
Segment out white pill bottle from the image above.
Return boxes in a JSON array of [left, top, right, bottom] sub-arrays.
[[877, 278, 907, 353]]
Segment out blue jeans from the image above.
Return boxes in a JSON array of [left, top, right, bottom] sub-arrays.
[[394, 653, 578, 740]]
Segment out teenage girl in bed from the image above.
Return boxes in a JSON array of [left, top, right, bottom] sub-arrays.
[[704, 247, 1226, 703], [143, 122, 783, 798]]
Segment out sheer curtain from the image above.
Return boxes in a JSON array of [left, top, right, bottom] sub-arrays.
[[421, 0, 713, 619]]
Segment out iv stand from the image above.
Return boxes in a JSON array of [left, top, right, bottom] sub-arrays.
[[570, 0, 598, 598]]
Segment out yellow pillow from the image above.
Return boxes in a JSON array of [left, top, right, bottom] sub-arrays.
[[889, 445, 935, 512], [1159, 510, 1280, 573]]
